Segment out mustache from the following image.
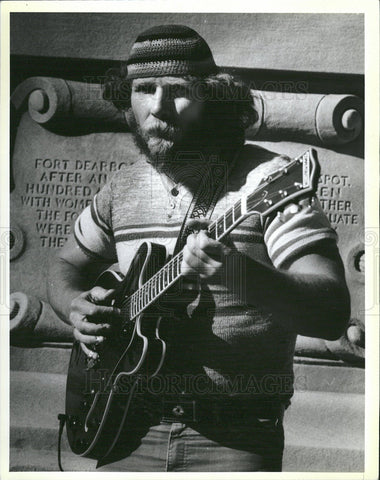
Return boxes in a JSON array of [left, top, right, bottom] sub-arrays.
[[145, 121, 180, 138]]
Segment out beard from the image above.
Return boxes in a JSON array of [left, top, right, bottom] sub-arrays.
[[125, 107, 244, 175], [125, 109, 186, 169]]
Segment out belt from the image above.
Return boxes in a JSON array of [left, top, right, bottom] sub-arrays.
[[157, 395, 285, 426]]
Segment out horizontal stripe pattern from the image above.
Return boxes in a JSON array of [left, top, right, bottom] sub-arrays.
[[113, 222, 181, 233], [115, 231, 178, 242], [74, 205, 117, 261], [271, 232, 337, 268], [91, 194, 112, 235], [74, 230, 112, 262], [264, 199, 338, 268], [113, 223, 263, 243]]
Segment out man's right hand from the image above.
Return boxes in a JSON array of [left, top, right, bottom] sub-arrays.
[[69, 286, 122, 359]]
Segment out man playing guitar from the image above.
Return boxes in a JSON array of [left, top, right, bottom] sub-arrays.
[[47, 25, 350, 472]]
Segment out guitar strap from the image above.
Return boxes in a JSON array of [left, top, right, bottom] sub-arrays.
[[173, 152, 238, 256]]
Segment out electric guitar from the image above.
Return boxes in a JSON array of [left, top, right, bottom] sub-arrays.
[[65, 148, 320, 460]]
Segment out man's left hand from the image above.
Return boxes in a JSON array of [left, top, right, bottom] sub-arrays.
[[181, 219, 232, 281]]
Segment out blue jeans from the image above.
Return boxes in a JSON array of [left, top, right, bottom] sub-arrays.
[[96, 418, 284, 472]]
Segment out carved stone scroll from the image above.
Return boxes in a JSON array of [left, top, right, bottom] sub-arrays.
[[11, 76, 126, 128], [248, 91, 363, 146], [11, 77, 363, 146]]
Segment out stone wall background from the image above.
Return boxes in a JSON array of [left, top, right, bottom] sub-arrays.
[[10, 13, 363, 74]]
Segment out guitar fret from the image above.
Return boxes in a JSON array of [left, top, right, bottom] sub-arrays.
[[216, 216, 224, 239], [141, 288, 145, 309], [226, 208, 233, 230], [152, 276, 157, 298], [128, 297, 132, 318], [208, 221, 216, 240], [171, 261, 175, 283], [147, 284, 151, 304], [131, 296, 135, 317], [146, 284, 150, 304], [150, 279, 154, 299], [226, 208, 234, 229], [168, 264, 172, 284], [161, 267, 166, 288], [169, 262, 173, 283]]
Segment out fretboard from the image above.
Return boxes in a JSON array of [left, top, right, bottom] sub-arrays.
[[124, 197, 252, 321]]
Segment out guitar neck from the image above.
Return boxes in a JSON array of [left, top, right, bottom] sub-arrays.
[[124, 149, 318, 321], [125, 197, 249, 320]]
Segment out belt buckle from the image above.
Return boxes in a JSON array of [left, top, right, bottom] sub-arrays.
[[162, 399, 198, 423]]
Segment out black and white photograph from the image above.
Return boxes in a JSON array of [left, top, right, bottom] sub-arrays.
[[1, 1, 378, 476]]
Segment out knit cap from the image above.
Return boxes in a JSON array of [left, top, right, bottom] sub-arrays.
[[126, 24, 218, 79]]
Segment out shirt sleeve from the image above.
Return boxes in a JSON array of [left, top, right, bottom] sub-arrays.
[[73, 181, 117, 262], [264, 196, 338, 269]]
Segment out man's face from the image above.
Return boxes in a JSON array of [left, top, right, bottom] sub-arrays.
[[129, 76, 204, 156]]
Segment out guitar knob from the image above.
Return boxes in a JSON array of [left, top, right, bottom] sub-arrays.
[[80, 400, 90, 410], [69, 416, 81, 429], [121, 323, 133, 337]]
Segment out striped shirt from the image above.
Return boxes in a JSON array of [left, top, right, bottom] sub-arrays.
[[74, 144, 337, 401]]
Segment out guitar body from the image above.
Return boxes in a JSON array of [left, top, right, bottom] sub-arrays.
[[65, 242, 169, 460]]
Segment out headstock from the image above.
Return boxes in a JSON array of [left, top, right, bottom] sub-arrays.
[[245, 148, 320, 218]]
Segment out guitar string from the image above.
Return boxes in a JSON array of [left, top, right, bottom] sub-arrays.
[[122, 181, 291, 318], [121, 198, 246, 320], [121, 156, 305, 322], [124, 199, 286, 318]]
